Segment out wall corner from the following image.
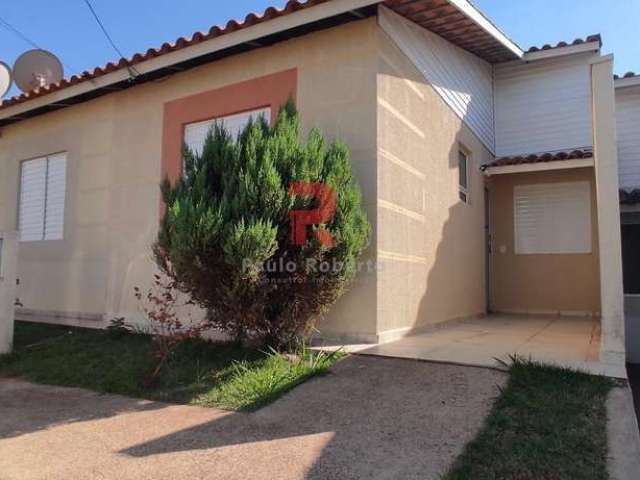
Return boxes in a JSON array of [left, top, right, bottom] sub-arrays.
[[591, 55, 626, 364]]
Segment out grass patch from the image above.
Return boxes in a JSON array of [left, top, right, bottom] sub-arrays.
[[196, 348, 339, 410], [443, 356, 616, 480], [12, 321, 74, 349], [0, 321, 343, 411]]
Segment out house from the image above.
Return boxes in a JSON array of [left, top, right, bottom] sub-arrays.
[[0, 0, 631, 373]]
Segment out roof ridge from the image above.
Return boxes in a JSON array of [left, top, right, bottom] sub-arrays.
[[526, 33, 602, 53], [486, 147, 594, 168], [614, 71, 639, 80]]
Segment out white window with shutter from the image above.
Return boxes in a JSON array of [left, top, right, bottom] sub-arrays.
[[18, 153, 67, 242], [184, 107, 271, 156], [514, 181, 591, 255]]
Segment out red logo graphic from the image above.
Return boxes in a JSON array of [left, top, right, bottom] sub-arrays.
[[288, 182, 336, 247]]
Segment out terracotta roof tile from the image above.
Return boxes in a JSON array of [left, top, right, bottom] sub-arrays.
[[614, 71, 639, 80], [485, 148, 594, 168], [620, 188, 640, 205], [526, 34, 601, 53], [1, 0, 525, 116], [0, 0, 331, 111]]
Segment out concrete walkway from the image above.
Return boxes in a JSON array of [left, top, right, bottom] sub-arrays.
[[0, 357, 505, 480], [607, 385, 640, 480], [329, 314, 627, 378]]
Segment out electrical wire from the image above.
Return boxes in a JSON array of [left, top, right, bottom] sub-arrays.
[[82, 0, 139, 78], [0, 15, 41, 50], [0, 14, 76, 75]]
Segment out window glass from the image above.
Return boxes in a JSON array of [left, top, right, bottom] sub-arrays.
[[184, 107, 270, 156], [459, 150, 469, 202]]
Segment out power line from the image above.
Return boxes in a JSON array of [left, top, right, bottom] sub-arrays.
[[0, 15, 76, 75], [82, 0, 139, 78], [0, 15, 41, 50]]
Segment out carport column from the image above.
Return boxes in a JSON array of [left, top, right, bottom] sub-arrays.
[[590, 54, 626, 366], [0, 231, 18, 354]]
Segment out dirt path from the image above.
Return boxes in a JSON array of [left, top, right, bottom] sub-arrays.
[[0, 356, 505, 480]]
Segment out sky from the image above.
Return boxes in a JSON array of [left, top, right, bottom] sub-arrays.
[[1, 0, 639, 99]]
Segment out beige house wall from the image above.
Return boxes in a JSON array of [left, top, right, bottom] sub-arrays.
[[489, 168, 601, 316], [0, 18, 380, 339], [375, 27, 489, 338]]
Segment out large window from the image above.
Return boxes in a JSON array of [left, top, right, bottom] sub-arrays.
[[184, 107, 271, 156], [18, 153, 67, 242], [514, 181, 591, 255]]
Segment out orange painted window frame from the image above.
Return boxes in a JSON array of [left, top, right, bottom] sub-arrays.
[[161, 68, 298, 185]]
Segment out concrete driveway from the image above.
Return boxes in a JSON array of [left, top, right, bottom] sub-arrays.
[[0, 356, 505, 480]]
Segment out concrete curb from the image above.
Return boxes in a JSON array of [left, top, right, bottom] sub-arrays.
[[607, 385, 640, 479]]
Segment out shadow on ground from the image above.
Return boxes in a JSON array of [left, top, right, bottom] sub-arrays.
[[0, 356, 505, 480], [118, 356, 506, 479], [0, 377, 166, 440]]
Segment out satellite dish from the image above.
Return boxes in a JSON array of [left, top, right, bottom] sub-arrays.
[[0, 61, 12, 98], [13, 49, 63, 93]]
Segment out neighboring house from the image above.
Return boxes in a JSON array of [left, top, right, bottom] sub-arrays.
[[617, 73, 640, 291], [616, 72, 640, 363], [0, 0, 628, 367]]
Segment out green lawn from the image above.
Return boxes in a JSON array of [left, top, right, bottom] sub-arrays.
[[0, 321, 341, 411], [443, 357, 616, 480]]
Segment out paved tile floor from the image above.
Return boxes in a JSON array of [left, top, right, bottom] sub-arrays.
[[328, 314, 626, 377]]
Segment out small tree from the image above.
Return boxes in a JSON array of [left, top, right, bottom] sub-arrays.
[[134, 276, 205, 383], [156, 101, 370, 346]]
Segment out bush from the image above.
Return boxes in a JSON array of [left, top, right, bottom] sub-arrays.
[[156, 101, 370, 346], [134, 276, 207, 383]]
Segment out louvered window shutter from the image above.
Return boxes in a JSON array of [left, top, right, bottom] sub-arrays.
[[514, 181, 591, 255], [18, 154, 67, 242]]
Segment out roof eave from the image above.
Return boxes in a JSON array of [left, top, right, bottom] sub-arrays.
[[0, 0, 381, 125], [446, 0, 523, 59], [522, 40, 601, 62], [0, 0, 527, 125], [615, 76, 640, 89], [483, 158, 594, 176]]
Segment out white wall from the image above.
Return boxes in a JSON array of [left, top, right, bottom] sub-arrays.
[[495, 53, 595, 157], [0, 231, 18, 353], [378, 6, 495, 153], [616, 85, 640, 189]]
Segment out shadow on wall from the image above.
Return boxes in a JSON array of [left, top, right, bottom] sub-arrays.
[[375, 32, 489, 337], [413, 139, 486, 331], [377, 95, 487, 333]]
